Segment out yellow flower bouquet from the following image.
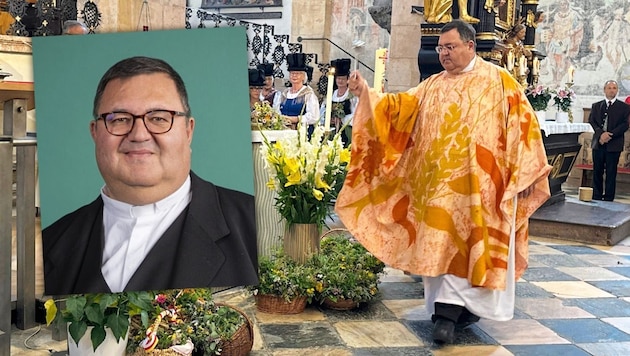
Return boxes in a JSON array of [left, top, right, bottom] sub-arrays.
[[251, 100, 286, 130], [261, 124, 351, 228]]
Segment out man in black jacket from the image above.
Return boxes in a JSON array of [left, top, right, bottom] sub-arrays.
[[43, 56, 258, 295], [588, 80, 630, 201]]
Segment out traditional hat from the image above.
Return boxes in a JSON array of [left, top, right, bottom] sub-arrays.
[[330, 58, 351, 77], [257, 63, 274, 77], [286, 53, 308, 72], [248, 68, 265, 87]]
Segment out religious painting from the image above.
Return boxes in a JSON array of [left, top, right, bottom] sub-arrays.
[[201, 0, 282, 8], [495, 0, 518, 31]]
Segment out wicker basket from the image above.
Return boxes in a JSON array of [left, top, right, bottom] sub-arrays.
[[255, 294, 307, 314], [128, 303, 254, 356], [323, 297, 359, 311], [215, 303, 254, 356]]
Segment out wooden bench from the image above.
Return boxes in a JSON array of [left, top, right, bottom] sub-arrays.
[[574, 164, 630, 186]]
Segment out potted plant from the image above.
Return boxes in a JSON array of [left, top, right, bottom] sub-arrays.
[[309, 234, 386, 310], [247, 249, 317, 314], [261, 124, 351, 262], [44, 291, 154, 355], [553, 86, 576, 123], [126, 288, 252, 356], [525, 84, 552, 120]]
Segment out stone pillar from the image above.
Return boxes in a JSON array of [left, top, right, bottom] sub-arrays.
[[388, 0, 422, 92]]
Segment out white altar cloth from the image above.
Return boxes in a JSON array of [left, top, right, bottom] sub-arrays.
[[539, 122, 593, 136]]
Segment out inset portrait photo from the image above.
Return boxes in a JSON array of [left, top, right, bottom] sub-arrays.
[[32, 28, 258, 296]]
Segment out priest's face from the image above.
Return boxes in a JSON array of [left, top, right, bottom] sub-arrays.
[[438, 29, 476, 74], [90, 73, 195, 205]]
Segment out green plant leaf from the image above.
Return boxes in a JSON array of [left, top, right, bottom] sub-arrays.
[[90, 325, 106, 351], [106, 313, 129, 341], [66, 295, 87, 322], [68, 321, 87, 346], [85, 302, 104, 325]]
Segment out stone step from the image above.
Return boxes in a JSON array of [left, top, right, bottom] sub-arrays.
[[529, 196, 630, 246]]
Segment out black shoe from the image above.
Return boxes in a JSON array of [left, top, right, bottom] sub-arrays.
[[432, 318, 455, 344], [456, 308, 480, 328]]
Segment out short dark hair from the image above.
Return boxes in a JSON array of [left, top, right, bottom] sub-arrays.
[[93, 56, 191, 118], [440, 19, 476, 47]]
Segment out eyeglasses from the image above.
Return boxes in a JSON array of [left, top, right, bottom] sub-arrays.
[[96, 110, 187, 136], [435, 43, 466, 53]]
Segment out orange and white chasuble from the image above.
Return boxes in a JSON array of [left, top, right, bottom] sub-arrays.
[[335, 57, 551, 292]]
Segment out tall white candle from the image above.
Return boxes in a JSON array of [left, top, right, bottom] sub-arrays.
[[324, 67, 335, 131], [533, 57, 539, 75], [568, 66, 575, 83], [506, 51, 514, 71], [519, 55, 526, 76]]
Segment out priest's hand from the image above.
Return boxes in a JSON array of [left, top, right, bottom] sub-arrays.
[[599, 132, 613, 145], [348, 70, 366, 97]]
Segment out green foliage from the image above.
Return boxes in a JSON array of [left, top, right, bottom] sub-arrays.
[[45, 291, 154, 352], [308, 235, 386, 304], [525, 85, 552, 111], [127, 288, 246, 355], [247, 249, 317, 303]]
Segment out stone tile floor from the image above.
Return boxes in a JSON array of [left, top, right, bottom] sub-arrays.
[[9, 187, 630, 355]]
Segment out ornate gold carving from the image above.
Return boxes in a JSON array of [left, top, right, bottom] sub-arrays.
[[421, 27, 442, 36], [526, 9, 535, 27]]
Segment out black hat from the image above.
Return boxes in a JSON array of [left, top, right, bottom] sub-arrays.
[[331, 58, 351, 77], [306, 65, 314, 82], [248, 68, 265, 87], [286, 53, 308, 72], [257, 63, 274, 77]]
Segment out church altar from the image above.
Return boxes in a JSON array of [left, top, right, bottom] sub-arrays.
[[539, 122, 593, 205]]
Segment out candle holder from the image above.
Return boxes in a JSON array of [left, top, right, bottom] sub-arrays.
[[565, 82, 574, 89], [518, 74, 528, 88], [531, 74, 539, 87]]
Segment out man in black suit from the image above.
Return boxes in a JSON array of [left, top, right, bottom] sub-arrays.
[[43, 56, 258, 295], [588, 80, 630, 201]]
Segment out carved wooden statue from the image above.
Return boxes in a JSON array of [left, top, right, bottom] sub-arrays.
[[424, 0, 479, 24]]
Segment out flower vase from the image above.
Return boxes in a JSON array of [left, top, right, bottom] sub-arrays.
[[283, 223, 320, 264], [535, 110, 547, 122], [555, 111, 569, 123], [67, 326, 128, 356]]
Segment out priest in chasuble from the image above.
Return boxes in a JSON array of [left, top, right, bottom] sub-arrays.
[[336, 19, 551, 343]]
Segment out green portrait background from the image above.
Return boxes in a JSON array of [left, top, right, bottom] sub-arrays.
[[33, 27, 254, 228]]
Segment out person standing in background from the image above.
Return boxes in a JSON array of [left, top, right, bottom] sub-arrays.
[[273, 53, 319, 131], [588, 80, 630, 201]]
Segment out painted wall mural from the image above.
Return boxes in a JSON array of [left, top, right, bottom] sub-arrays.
[[536, 0, 630, 101]]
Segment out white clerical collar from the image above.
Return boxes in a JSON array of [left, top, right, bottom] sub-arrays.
[[461, 56, 476, 73], [604, 97, 617, 103], [101, 175, 192, 218]]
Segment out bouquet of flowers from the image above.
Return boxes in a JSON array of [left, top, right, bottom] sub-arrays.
[[553, 86, 576, 112], [525, 85, 552, 111], [251, 100, 285, 130], [261, 124, 351, 228]]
